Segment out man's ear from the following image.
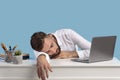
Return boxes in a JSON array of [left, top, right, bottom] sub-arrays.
[[48, 34, 57, 42], [47, 34, 54, 39]]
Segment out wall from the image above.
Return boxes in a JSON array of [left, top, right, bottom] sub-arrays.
[[0, 0, 120, 59]]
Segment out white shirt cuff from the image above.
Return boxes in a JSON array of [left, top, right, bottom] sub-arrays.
[[33, 50, 50, 63]]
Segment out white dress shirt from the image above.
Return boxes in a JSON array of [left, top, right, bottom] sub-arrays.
[[34, 29, 91, 62]]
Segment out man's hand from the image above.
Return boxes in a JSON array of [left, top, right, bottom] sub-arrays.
[[37, 55, 52, 80], [54, 51, 79, 59]]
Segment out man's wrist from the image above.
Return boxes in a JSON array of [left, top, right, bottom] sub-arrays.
[[37, 54, 46, 61], [72, 51, 79, 58], [37, 52, 50, 63], [40, 54, 46, 57]]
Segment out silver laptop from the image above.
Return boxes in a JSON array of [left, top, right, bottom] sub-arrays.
[[71, 36, 117, 63]]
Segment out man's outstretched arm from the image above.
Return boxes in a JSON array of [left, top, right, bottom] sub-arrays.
[[54, 51, 79, 59], [37, 55, 53, 80]]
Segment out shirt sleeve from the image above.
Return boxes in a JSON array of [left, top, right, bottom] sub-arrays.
[[68, 29, 91, 49], [33, 50, 50, 63], [67, 29, 91, 60]]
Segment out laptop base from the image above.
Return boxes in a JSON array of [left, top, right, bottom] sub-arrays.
[[71, 58, 89, 63]]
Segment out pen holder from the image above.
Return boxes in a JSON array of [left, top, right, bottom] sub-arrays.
[[5, 50, 14, 63]]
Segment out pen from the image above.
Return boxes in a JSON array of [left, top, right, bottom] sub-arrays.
[[9, 46, 12, 51], [1, 43, 8, 51], [12, 45, 17, 51]]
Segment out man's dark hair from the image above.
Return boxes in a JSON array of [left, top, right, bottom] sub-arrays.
[[30, 32, 47, 51]]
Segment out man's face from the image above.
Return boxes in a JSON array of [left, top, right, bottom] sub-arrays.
[[41, 36, 61, 57]]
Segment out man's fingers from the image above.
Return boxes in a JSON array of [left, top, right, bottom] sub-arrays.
[[48, 65, 53, 72], [44, 66, 48, 78], [38, 66, 44, 79], [41, 72, 46, 80], [37, 68, 40, 78], [40, 65, 46, 80], [37, 63, 41, 78], [37, 63, 46, 80], [44, 63, 53, 78]]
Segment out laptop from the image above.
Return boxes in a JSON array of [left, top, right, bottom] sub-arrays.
[[71, 36, 117, 63]]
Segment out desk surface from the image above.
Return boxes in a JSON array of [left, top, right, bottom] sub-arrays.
[[0, 57, 120, 67], [51, 57, 120, 67]]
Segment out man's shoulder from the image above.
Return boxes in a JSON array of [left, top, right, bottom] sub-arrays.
[[55, 28, 73, 33], [53, 28, 75, 38]]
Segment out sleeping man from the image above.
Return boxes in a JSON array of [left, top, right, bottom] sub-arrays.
[[30, 29, 91, 80]]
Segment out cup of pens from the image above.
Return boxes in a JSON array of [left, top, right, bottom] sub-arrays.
[[1, 43, 17, 63], [5, 50, 14, 63]]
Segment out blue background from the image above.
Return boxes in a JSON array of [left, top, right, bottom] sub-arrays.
[[0, 0, 120, 59]]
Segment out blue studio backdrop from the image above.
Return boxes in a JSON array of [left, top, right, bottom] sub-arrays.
[[0, 0, 120, 59]]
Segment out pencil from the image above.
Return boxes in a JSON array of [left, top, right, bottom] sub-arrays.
[[1, 43, 8, 51]]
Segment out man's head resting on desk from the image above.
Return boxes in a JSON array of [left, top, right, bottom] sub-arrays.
[[30, 31, 61, 59]]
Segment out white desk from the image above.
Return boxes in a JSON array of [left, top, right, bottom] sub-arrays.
[[0, 58, 120, 80]]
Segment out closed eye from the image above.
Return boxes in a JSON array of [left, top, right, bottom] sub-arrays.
[[46, 43, 53, 53], [50, 43, 53, 48]]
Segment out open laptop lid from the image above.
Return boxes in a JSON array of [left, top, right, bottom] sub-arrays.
[[89, 36, 117, 63]]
